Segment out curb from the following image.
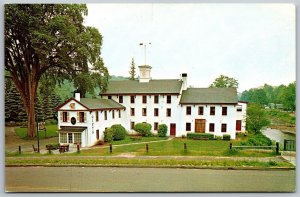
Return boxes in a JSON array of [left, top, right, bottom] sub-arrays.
[[5, 164, 296, 171]]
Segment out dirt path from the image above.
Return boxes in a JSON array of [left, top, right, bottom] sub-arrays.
[[5, 126, 58, 153]]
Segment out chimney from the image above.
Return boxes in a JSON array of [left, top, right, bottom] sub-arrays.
[[75, 92, 80, 101], [181, 73, 187, 90], [138, 65, 152, 83]]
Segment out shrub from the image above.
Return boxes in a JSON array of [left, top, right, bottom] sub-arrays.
[[215, 136, 222, 140], [223, 134, 231, 141], [45, 119, 58, 125], [158, 124, 168, 137], [181, 134, 186, 138], [187, 133, 214, 140], [134, 122, 152, 137], [239, 133, 272, 146], [104, 128, 113, 142], [111, 124, 127, 140]]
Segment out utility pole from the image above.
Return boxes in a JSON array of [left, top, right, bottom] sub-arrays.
[[139, 42, 151, 65]]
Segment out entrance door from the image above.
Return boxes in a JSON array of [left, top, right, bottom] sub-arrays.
[[236, 120, 242, 131], [170, 123, 176, 136], [68, 133, 73, 143], [195, 119, 205, 133]]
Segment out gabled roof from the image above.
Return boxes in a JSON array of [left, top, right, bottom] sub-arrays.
[[100, 79, 183, 95], [180, 88, 238, 104], [55, 97, 125, 111], [80, 98, 125, 110]]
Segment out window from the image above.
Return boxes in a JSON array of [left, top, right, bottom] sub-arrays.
[[60, 133, 67, 143], [210, 106, 215, 115], [166, 108, 171, 117], [108, 95, 112, 99], [222, 107, 227, 116], [154, 108, 159, 116], [154, 95, 159, 104], [119, 110, 121, 118], [130, 96, 135, 103], [62, 112, 68, 122], [186, 106, 191, 115], [78, 112, 85, 122], [96, 111, 99, 122], [68, 133, 73, 143], [104, 111, 107, 120], [131, 108, 135, 116], [198, 106, 204, 115], [186, 123, 191, 131], [142, 95, 147, 104], [130, 122, 135, 129], [209, 123, 215, 132], [142, 108, 147, 116], [221, 124, 227, 132], [119, 96, 123, 103], [167, 95, 171, 104], [154, 122, 158, 130], [112, 110, 115, 119], [74, 133, 81, 144], [237, 105, 242, 112]]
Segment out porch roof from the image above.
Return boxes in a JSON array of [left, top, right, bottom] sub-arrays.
[[58, 126, 87, 133]]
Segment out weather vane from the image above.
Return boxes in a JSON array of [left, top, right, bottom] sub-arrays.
[[139, 42, 151, 65]]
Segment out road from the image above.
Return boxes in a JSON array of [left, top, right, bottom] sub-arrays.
[[5, 167, 295, 192]]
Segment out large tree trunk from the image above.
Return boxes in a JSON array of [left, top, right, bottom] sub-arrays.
[[11, 70, 38, 138], [27, 86, 36, 138]]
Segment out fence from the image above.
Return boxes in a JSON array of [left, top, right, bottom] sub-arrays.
[[230, 142, 279, 154]]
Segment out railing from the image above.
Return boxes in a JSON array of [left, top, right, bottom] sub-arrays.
[[229, 142, 280, 154]]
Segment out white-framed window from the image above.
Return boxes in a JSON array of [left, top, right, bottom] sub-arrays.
[[60, 133, 67, 143], [74, 133, 82, 144]]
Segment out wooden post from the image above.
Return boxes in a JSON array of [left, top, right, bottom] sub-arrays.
[[229, 143, 232, 150], [77, 144, 80, 153], [276, 142, 279, 154], [109, 144, 112, 153], [146, 144, 149, 153], [18, 146, 21, 154], [184, 143, 187, 151]]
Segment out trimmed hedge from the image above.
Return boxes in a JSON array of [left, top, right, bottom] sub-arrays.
[[134, 122, 152, 137], [158, 124, 168, 137], [104, 128, 113, 142], [222, 134, 231, 141], [187, 133, 214, 140], [111, 124, 127, 141]]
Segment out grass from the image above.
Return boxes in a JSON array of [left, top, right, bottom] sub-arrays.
[[110, 135, 168, 145], [15, 124, 58, 139], [77, 138, 278, 157], [5, 157, 294, 168]]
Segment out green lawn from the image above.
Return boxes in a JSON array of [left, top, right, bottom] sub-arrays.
[[15, 124, 58, 139], [78, 138, 278, 157], [110, 135, 168, 145]]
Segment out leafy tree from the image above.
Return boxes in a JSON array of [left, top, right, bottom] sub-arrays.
[[5, 4, 108, 138], [281, 82, 296, 111], [209, 75, 238, 88], [246, 103, 270, 134], [129, 58, 136, 80]]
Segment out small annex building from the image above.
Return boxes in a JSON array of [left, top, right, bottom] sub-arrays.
[[56, 65, 247, 147]]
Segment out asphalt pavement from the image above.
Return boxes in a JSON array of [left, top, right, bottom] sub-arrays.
[[5, 166, 296, 192]]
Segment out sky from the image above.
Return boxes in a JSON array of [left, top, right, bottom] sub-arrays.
[[84, 3, 295, 93]]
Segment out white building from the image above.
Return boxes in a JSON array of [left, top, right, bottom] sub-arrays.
[[56, 65, 247, 147]]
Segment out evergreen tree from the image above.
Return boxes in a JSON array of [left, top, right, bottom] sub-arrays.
[[129, 58, 136, 80]]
